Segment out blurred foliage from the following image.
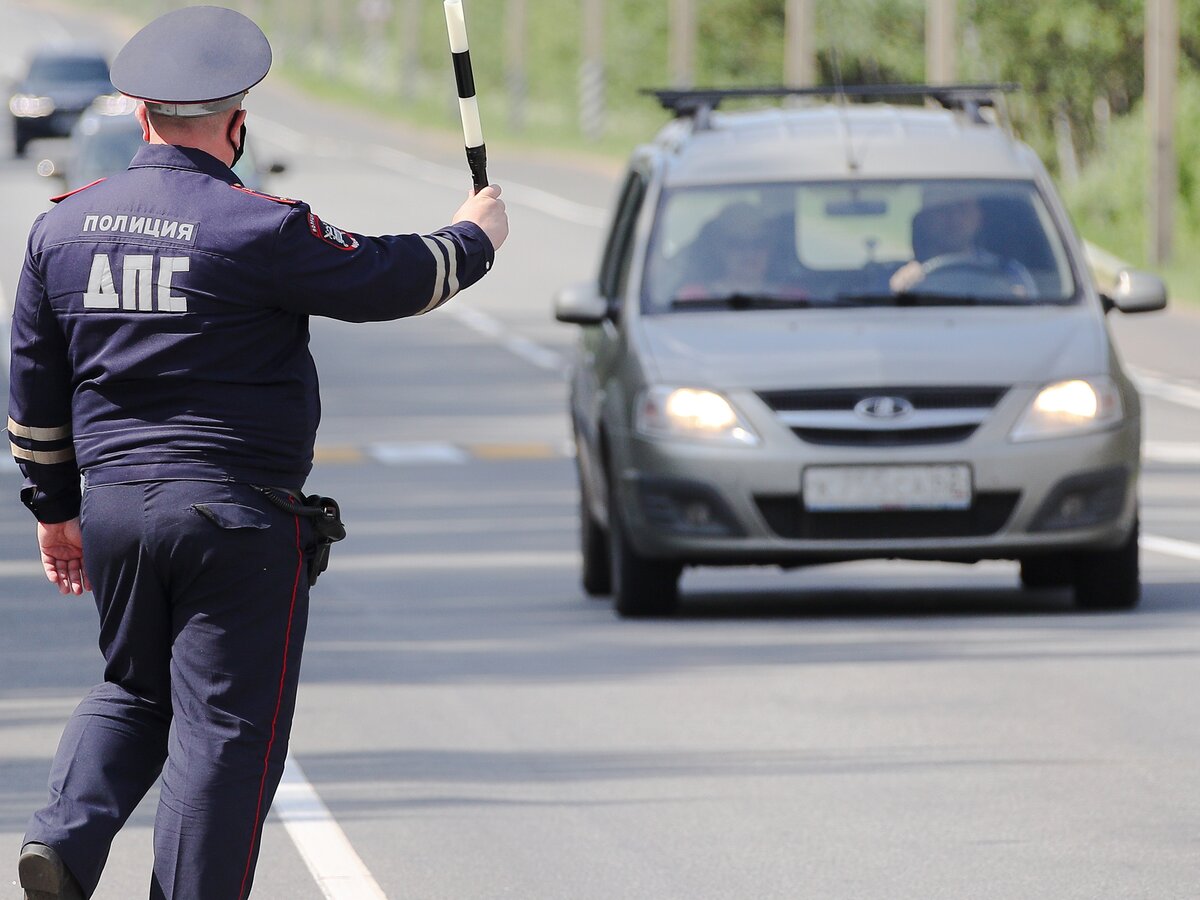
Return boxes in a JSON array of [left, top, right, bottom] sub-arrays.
[[1065, 72, 1200, 300], [60, 0, 1200, 293], [70, 0, 1198, 170]]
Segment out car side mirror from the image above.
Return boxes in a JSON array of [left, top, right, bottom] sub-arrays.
[[1101, 268, 1168, 314], [554, 281, 610, 325]]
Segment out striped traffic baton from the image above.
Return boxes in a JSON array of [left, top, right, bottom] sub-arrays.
[[443, 0, 488, 193]]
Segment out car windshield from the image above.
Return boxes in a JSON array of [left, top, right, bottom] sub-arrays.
[[29, 56, 110, 83], [642, 179, 1079, 313], [75, 125, 144, 182]]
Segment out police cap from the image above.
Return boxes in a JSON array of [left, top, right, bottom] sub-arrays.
[[111, 6, 271, 118]]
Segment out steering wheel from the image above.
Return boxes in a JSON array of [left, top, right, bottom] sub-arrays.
[[918, 252, 1023, 296]]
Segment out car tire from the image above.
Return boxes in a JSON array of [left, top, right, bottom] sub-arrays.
[[608, 475, 680, 618], [13, 126, 29, 158], [1071, 519, 1140, 611], [1018, 554, 1073, 590], [577, 459, 611, 596]]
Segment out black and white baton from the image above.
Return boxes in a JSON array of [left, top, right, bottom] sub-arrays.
[[444, 0, 488, 194]]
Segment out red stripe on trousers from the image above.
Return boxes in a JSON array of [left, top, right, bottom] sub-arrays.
[[238, 508, 303, 899]]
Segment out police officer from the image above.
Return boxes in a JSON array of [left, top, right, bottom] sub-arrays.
[[10, 7, 507, 899]]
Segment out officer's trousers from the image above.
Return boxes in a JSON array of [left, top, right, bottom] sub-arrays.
[[25, 480, 313, 900]]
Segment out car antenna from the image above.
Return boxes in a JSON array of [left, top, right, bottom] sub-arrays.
[[828, 46, 861, 173]]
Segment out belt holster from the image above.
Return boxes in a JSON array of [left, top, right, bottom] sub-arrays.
[[256, 487, 347, 586]]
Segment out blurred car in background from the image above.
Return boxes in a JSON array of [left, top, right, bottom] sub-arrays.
[[39, 96, 287, 193], [9, 45, 112, 157], [556, 84, 1168, 618]]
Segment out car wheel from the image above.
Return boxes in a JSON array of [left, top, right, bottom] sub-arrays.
[[1018, 554, 1073, 590], [1071, 519, 1140, 611], [576, 455, 611, 597], [608, 474, 680, 618]]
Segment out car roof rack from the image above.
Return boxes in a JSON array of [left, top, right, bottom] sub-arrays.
[[643, 83, 1019, 128]]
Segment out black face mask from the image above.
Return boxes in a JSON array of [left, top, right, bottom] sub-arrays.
[[230, 121, 247, 169]]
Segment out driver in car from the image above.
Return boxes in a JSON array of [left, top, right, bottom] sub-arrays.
[[889, 189, 1037, 297]]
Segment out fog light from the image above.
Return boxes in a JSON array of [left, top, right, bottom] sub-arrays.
[[683, 502, 713, 528], [1057, 494, 1087, 521], [1030, 467, 1129, 532], [636, 477, 742, 537]]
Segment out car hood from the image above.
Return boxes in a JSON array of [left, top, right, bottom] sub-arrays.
[[637, 305, 1111, 390]]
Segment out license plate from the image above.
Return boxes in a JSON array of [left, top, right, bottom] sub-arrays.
[[802, 464, 973, 512]]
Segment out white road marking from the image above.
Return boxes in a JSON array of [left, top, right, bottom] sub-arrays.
[[1129, 366, 1200, 412], [1139, 534, 1200, 563], [274, 754, 389, 900], [366, 442, 470, 465], [251, 117, 608, 227], [1143, 441, 1200, 464], [0, 560, 41, 577], [446, 305, 566, 371]]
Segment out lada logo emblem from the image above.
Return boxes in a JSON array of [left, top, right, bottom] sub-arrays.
[[855, 396, 915, 420]]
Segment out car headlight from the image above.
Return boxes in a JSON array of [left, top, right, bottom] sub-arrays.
[[9, 94, 56, 118], [635, 386, 760, 445], [1009, 377, 1124, 442]]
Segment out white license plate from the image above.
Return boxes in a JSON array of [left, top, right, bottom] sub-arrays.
[[802, 464, 973, 512]]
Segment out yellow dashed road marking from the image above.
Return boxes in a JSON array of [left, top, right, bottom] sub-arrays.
[[313, 445, 366, 464], [469, 442, 559, 460]]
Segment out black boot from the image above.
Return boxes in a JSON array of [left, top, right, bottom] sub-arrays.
[[18, 843, 85, 900]]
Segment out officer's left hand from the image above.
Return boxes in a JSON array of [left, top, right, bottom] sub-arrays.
[[453, 184, 509, 251], [37, 518, 91, 595]]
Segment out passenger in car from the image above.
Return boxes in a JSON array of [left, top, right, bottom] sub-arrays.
[[673, 202, 808, 303]]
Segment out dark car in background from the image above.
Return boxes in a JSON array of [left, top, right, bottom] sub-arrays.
[[9, 46, 112, 157]]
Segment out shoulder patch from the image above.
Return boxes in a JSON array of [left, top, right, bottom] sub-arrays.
[[50, 178, 105, 204], [230, 184, 300, 205], [306, 213, 360, 252]]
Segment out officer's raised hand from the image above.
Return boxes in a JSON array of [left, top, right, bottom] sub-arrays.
[[454, 184, 509, 251]]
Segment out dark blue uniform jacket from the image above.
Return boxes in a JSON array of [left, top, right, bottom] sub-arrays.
[[8, 143, 495, 522]]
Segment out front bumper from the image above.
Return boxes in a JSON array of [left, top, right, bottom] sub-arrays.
[[614, 421, 1140, 565]]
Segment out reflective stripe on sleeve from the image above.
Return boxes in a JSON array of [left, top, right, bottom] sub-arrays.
[[10, 442, 76, 465], [431, 234, 460, 302], [419, 236, 449, 314], [7, 417, 71, 442]]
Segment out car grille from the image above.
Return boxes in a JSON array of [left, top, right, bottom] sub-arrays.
[[754, 492, 1021, 540], [757, 386, 1008, 446]]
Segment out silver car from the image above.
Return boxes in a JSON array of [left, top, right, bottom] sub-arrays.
[[556, 86, 1167, 617]]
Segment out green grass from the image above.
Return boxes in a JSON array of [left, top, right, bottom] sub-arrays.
[[1064, 74, 1200, 307]]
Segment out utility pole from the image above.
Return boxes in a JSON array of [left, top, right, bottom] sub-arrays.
[[1146, 0, 1178, 265], [669, 0, 696, 89], [784, 0, 816, 87], [579, 0, 606, 140], [399, 0, 420, 100], [926, 0, 956, 84], [506, 0, 527, 131]]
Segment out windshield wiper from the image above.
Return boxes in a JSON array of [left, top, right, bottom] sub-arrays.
[[834, 292, 1030, 307], [670, 292, 813, 310]]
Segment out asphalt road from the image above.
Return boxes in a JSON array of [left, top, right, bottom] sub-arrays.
[[2, 2, 1200, 898]]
